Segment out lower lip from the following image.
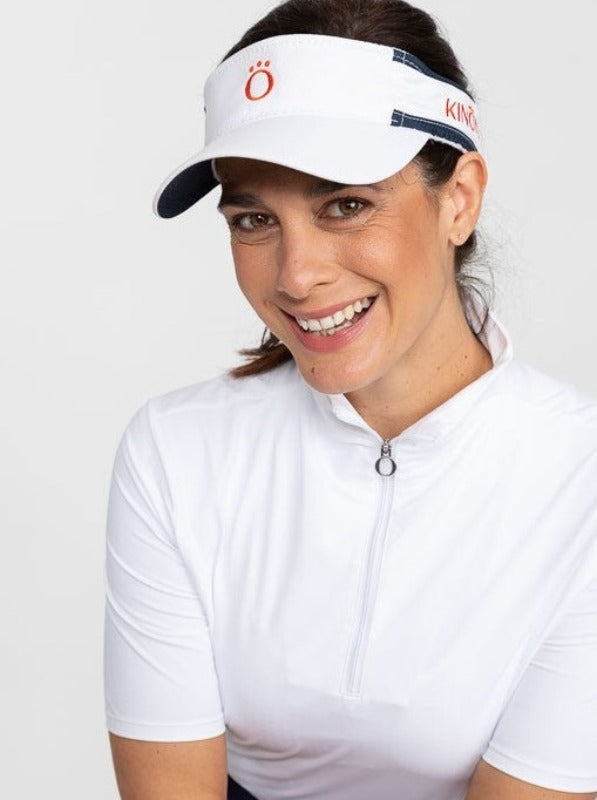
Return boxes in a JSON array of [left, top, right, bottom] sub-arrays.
[[286, 301, 376, 353]]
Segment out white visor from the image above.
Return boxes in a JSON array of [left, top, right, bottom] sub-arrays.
[[154, 33, 481, 218]]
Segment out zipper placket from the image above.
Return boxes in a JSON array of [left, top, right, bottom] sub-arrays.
[[342, 438, 397, 697]]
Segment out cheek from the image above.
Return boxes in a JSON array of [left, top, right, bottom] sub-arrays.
[[348, 213, 442, 292], [232, 245, 284, 331], [232, 246, 269, 305]]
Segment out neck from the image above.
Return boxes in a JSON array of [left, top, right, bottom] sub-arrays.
[[345, 294, 493, 440]]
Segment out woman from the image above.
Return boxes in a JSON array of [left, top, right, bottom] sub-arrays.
[[104, 1, 597, 798]]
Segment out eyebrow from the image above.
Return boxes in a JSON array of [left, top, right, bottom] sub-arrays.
[[217, 179, 384, 210], [304, 180, 384, 198], [217, 192, 262, 211]]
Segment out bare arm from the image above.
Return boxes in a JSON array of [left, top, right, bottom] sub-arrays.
[[465, 759, 596, 800], [109, 732, 228, 800]]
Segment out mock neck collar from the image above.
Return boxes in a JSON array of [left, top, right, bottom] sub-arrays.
[[305, 297, 513, 444]]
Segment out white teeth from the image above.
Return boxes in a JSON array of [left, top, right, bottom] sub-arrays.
[[295, 296, 374, 333]]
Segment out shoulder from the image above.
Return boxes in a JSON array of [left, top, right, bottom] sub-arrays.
[[111, 362, 306, 525], [495, 359, 597, 446], [147, 359, 301, 422], [121, 360, 304, 458], [505, 359, 597, 414], [474, 360, 597, 593], [492, 360, 597, 552]]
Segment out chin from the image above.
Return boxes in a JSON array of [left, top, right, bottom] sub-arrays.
[[295, 359, 374, 397]]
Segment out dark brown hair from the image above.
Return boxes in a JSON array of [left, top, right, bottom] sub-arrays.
[[226, 0, 491, 378]]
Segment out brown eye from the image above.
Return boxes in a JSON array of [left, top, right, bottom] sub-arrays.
[[325, 198, 367, 218], [234, 212, 274, 231]]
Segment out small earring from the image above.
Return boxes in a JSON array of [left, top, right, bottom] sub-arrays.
[[457, 232, 465, 244]]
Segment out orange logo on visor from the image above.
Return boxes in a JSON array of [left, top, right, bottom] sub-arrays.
[[245, 61, 275, 101], [445, 98, 478, 134]]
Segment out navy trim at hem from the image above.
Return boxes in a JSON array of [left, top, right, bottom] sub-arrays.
[[228, 776, 258, 799]]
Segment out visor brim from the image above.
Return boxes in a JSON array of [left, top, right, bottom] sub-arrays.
[[153, 116, 431, 218]]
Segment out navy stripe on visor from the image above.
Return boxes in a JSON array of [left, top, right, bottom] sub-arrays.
[[391, 109, 477, 153], [392, 48, 475, 98]]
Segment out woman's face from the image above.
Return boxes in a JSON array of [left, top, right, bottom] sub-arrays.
[[216, 156, 471, 397]]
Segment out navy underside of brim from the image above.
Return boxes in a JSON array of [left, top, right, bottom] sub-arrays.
[[156, 160, 218, 218], [391, 109, 477, 153]]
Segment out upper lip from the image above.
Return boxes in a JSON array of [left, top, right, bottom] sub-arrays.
[[280, 296, 376, 321]]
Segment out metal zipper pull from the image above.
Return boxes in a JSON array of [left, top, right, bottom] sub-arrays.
[[375, 438, 397, 476]]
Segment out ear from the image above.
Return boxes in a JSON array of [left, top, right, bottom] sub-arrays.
[[444, 152, 488, 246]]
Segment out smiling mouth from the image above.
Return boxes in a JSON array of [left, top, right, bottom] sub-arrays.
[[292, 296, 375, 336]]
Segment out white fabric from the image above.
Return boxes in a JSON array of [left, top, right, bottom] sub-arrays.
[[204, 35, 480, 147], [153, 34, 481, 217], [104, 308, 597, 799]]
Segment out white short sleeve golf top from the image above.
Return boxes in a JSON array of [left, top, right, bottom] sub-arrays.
[[104, 308, 597, 799]]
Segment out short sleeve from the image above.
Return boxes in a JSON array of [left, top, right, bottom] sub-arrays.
[[483, 573, 597, 793], [103, 403, 226, 741]]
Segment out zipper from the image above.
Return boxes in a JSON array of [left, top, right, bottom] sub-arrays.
[[375, 438, 397, 476], [342, 439, 397, 696]]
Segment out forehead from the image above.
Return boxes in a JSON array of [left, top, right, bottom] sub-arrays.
[[215, 157, 343, 189], [214, 157, 415, 198]]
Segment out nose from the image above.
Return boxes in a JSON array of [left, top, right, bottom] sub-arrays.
[[275, 223, 338, 300]]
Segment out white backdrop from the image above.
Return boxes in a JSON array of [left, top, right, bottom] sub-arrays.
[[1, 1, 595, 797]]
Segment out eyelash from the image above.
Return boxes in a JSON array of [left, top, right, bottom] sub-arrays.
[[228, 196, 370, 233]]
